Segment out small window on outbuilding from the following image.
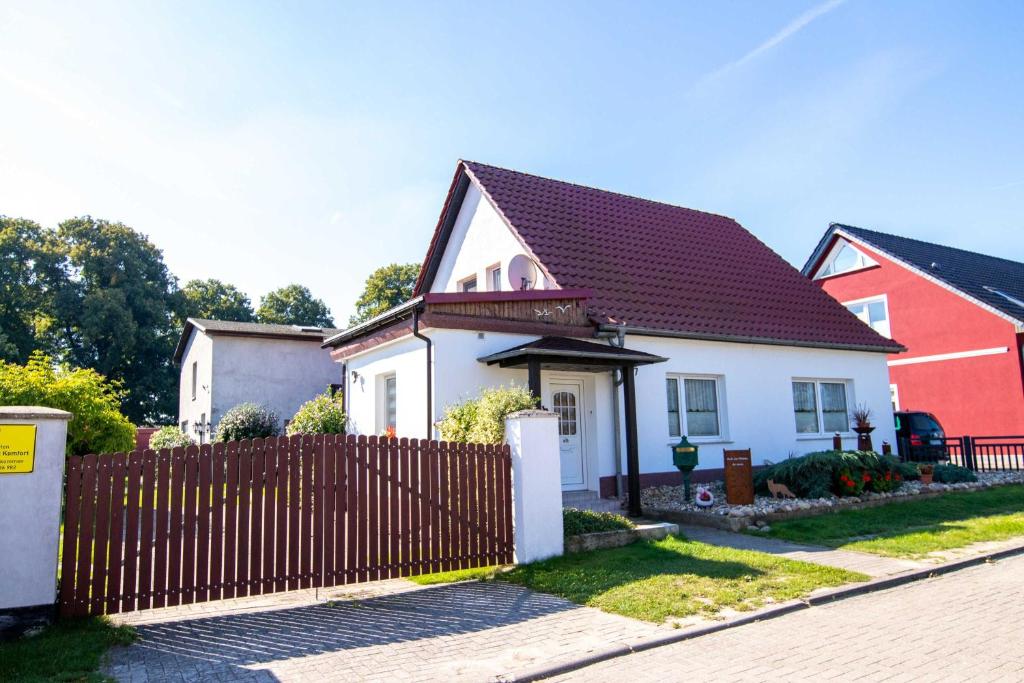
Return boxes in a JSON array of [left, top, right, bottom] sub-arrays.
[[191, 361, 198, 401]]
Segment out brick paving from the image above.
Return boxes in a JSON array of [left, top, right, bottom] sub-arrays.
[[553, 554, 1024, 682], [103, 579, 665, 682]]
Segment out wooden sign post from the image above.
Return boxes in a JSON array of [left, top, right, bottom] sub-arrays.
[[724, 449, 754, 505]]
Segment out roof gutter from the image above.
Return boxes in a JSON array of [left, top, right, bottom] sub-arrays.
[[322, 296, 424, 348], [596, 323, 905, 354]]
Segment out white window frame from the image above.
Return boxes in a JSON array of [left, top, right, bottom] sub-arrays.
[[191, 361, 198, 401], [486, 263, 502, 292], [792, 378, 853, 437], [376, 373, 398, 434], [814, 239, 878, 279], [843, 293, 891, 338], [459, 275, 478, 293], [665, 374, 728, 443]]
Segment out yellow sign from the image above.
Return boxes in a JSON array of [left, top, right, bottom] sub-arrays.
[[0, 424, 36, 474]]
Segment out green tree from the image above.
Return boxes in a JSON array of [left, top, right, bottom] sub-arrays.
[[287, 389, 346, 435], [0, 217, 65, 362], [349, 263, 419, 325], [181, 279, 255, 322], [53, 217, 184, 424], [256, 284, 334, 327], [0, 351, 136, 455]]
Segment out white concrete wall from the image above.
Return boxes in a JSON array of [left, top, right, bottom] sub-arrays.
[[178, 330, 213, 439], [506, 410, 564, 563], [344, 336, 428, 439], [0, 407, 71, 610], [430, 182, 549, 293], [208, 336, 339, 435]]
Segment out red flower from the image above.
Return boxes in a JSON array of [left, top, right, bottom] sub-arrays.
[[885, 472, 892, 480], [862, 473, 872, 482]]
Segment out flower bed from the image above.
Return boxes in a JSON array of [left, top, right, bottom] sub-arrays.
[[643, 471, 1024, 532]]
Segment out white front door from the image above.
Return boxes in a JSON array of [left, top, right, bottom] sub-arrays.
[[549, 381, 585, 489]]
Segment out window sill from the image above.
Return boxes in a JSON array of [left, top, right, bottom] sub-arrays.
[[796, 433, 854, 441], [667, 438, 733, 446]]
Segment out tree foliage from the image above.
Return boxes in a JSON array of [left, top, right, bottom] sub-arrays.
[[287, 389, 346, 435], [0, 217, 64, 363], [349, 263, 420, 325], [0, 351, 135, 456], [52, 217, 184, 424], [181, 279, 255, 322], [256, 284, 334, 327]]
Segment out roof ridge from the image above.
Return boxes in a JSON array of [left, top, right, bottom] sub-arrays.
[[834, 222, 1024, 270], [461, 159, 740, 223]]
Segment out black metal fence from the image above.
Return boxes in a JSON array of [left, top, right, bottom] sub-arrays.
[[898, 435, 1024, 472]]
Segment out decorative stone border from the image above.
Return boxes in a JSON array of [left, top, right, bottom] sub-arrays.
[[565, 521, 678, 553], [644, 473, 1024, 533]]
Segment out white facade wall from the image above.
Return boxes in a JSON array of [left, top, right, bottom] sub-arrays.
[[178, 331, 339, 440], [430, 183, 550, 293], [344, 336, 428, 439], [178, 331, 213, 436], [347, 326, 896, 493]]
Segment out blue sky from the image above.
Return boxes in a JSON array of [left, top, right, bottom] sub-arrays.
[[1, 1, 1021, 323]]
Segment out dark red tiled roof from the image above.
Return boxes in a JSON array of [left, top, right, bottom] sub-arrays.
[[420, 161, 903, 352]]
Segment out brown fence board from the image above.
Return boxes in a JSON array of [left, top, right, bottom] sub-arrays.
[[210, 443, 226, 601], [223, 442, 239, 600], [105, 452, 128, 614], [249, 439, 264, 596], [59, 456, 83, 617], [196, 445, 212, 603], [182, 446, 199, 605], [60, 433, 515, 616], [121, 452, 142, 613]]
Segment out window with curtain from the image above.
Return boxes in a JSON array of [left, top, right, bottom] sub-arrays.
[[792, 381, 819, 433], [665, 375, 721, 438], [792, 380, 850, 434], [820, 382, 849, 432], [666, 378, 681, 437]]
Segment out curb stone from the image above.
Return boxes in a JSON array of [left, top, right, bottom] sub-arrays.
[[506, 540, 1024, 682]]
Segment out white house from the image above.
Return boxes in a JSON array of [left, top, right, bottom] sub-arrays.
[[175, 319, 341, 442], [323, 161, 903, 511]]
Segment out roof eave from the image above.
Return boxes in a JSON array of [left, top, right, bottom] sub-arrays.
[[597, 324, 906, 354], [322, 297, 424, 348]]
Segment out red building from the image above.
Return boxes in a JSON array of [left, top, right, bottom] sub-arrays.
[[803, 224, 1024, 436]]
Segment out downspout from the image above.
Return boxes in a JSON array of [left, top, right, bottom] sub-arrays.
[[412, 307, 433, 439], [607, 325, 626, 499]]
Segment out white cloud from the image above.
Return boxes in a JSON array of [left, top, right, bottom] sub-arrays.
[[697, 0, 847, 87]]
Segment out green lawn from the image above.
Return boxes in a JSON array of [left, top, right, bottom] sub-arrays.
[[411, 536, 864, 623], [0, 617, 135, 683], [763, 485, 1024, 558]]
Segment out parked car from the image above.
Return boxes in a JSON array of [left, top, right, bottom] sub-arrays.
[[894, 411, 948, 461]]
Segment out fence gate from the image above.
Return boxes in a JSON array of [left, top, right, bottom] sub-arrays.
[[59, 435, 513, 617]]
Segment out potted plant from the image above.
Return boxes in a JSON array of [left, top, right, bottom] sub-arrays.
[[851, 404, 875, 451], [919, 463, 935, 485]]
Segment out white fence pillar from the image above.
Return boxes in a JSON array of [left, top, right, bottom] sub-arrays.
[[0, 407, 71, 619], [505, 409, 563, 563]]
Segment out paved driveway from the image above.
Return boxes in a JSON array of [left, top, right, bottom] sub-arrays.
[[554, 554, 1024, 682], [103, 579, 664, 682]]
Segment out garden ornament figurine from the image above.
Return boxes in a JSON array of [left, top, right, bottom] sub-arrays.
[[766, 479, 796, 499]]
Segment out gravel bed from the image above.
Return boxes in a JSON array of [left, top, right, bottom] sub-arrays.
[[642, 471, 1024, 522]]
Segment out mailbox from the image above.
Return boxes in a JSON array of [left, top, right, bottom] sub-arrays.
[[671, 435, 699, 502]]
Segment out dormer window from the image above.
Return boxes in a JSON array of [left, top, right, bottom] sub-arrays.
[[816, 240, 877, 279], [460, 276, 477, 293], [487, 264, 502, 292]]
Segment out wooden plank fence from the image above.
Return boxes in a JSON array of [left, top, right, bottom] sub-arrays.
[[59, 434, 513, 617]]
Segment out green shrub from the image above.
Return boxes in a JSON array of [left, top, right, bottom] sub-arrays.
[[756, 450, 909, 498], [933, 463, 978, 484], [0, 351, 135, 455], [437, 384, 538, 444], [893, 459, 921, 481], [287, 389, 346, 435], [563, 508, 635, 537], [214, 402, 279, 442], [149, 426, 194, 450]]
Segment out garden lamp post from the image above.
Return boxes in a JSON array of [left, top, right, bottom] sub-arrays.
[[671, 435, 699, 502]]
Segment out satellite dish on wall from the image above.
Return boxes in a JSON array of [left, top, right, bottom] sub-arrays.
[[508, 254, 540, 290]]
